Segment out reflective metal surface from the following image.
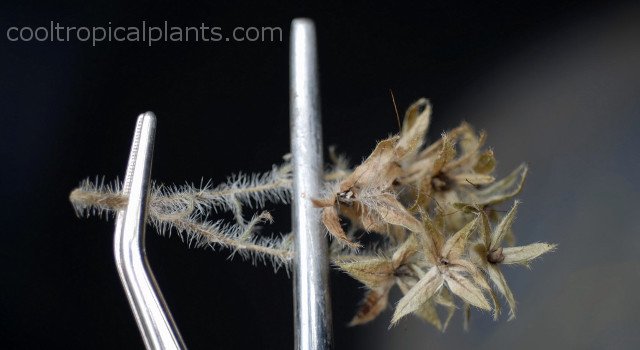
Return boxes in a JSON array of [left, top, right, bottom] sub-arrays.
[[290, 18, 333, 350], [113, 112, 187, 350]]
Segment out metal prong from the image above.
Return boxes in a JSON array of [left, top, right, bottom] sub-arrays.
[[290, 18, 333, 350], [113, 112, 186, 350]]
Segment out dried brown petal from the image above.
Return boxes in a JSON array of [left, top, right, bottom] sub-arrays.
[[339, 201, 391, 234], [370, 193, 424, 234], [474, 149, 496, 174], [311, 197, 335, 208], [408, 177, 433, 212], [491, 201, 520, 248], [488, 264, 515, 320], [414, 301, 442, 331], [391, 234, 419, 266], [335, 257, 395, 289], [451, 259, 499, 320], [433, 134, 456, 174], [450, 259, 491, 292], [444, 271, 491, 310], [479, 210, 492, 249], [463, 303, 471, 331], [417, 216, 442, 265], [340, 137, 400, 193], [436, 289, 456, 331], [465, 163, 528, 206], [359, 209, 388, 233], [444, 129, 485, 171], [397, 98, 431, 159], [442, 217, 479, 260], [349, 286, 392, 326], [391, 266, 444, 326], [502, 242, 556, 265], [321, 206, 361, 249]]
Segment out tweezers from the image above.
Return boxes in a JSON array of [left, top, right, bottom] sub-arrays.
[[113, 112, 186, 349]]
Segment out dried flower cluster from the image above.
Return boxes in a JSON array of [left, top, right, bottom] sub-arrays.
[[69, 98, 555, 331]]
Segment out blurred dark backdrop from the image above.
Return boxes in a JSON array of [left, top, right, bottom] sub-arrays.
[[1, 1, 639, 349]]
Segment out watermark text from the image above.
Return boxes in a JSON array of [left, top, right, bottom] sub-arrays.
[[6, 21, 283, 46]]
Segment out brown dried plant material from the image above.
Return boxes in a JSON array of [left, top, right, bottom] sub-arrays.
[[473, 149, 497, 174], [461, 163, 528, 207], [396, 98, 432, 160], [402, 125, 502, 226], [336, 235, 421, 325], [391, 215, 491, 326], [391, 266, 444, 326], [349, 287, 391, 326], [320, 205, 362, 249], [335, 257, 395, 290], [314, 101, 432, 247], [414, 299, 443, 330], [313, 138, 400, 247], [397, 276, 458, 332], [472, 201, 556, 320], [402, 123, 524, 230]]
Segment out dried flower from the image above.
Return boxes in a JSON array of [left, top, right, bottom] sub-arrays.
[[334, 235, 419, 325], [471, 201, 557, 320], [390, 215, 493, 326], [312, 99, 431, 247]]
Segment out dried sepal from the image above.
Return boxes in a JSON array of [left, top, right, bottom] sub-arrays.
[[391, 234, 418, 264], [444, 271, 491, 310], [368, 193, 424, 234], [473, 149, 496, 174], [334, 257, 395, 289], [391, 267, 444, 326], [487, 264, 516, 320], [349, 286, 392, 326], [453, 256, 502, 319], [444, 129, 486, 171], [397, 98, 431, 159], [414, 300, 442, 331], [449, 260, 499, 319], [320, 206, 361, 249], [442, 216, 479, 260], [463, 303, 471, 331], [479, 206, 493, 248], [450, 259, 492, 294], [433, 133, 456, 174], [502, 242, 557, 265], [416, 216, 441, 265], [465, 163, 528, 206], [340, 137, 400, 192], [491, 200, 520, 248], [436, 289, 456, 331], [311, 197, 335, 208], [407, 177, 433, 212], [354, 204, 389, 233]]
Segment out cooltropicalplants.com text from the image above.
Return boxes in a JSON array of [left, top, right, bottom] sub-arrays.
[[6, 21, 283, 46]]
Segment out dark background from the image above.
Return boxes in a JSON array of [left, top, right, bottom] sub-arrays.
[[2, 1, 639, 349]]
